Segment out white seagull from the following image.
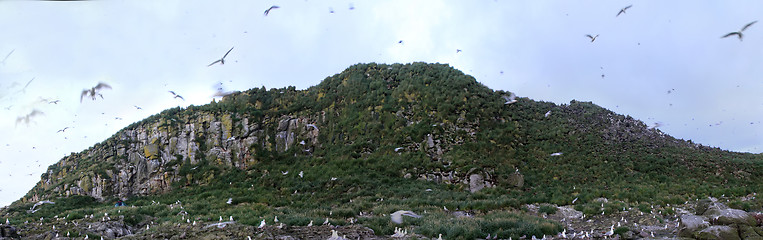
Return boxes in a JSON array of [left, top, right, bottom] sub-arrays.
[[544, 111, 551, 118], [550, 152, 563, 156], [722, 21, 757, 41], [502, 93, 518, 104], [258, 219, 266, 228], [226, 198, 233, 204], [299, 171, 304, 178], [208, 47, 234, 67], [390, 210, 422, 224]]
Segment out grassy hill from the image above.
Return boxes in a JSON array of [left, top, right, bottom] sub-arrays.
[[1, 62, 761, 239]]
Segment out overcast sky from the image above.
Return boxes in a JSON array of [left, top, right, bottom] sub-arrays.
[[1, 1, 761, 207]]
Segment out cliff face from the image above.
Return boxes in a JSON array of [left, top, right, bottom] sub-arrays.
[[27, 112, 324, 202]]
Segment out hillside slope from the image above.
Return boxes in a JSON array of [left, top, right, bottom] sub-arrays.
[[2, 62, 761, 239]]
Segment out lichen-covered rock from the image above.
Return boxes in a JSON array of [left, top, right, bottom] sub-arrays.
[[695, 225, 740, 240], [505, 172, 524, 188], [739, 225, 763, 240], [704, 206, 757, 226]]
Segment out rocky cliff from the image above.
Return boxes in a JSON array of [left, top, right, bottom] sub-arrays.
[[26, 111, 326, 202]]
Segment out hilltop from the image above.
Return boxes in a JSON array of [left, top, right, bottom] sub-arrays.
[[1, 62, 761, 239]]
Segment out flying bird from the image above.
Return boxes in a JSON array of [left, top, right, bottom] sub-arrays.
[[1, 49, 14, 65], [133, 105, 142, 110], [544, 111, 551, 118], [16, 109, 44, 126], [550, 152, 563, 156], [722, 21, 757, 41], [80, 82, 111, 102], [48, 100, 60, 104], [168, 91, 185, 101], [264, 5, 279, 16], [57, 127, 69, 133], [208, 47, 234, 67], [502, 92, 518, 104], [390, 210, 422, 224], [616, 5, 632, 17], [586, 34, 599, 42]]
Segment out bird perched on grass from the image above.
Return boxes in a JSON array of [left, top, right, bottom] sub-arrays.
[[258, 219, 266, 228], [586, 34, 599, 42], [390, 210, 422, 224], [208, 47, 234, 67], [616, 5, 632, 17], [264, 6, 279, 16], [80, 82, 111, 102], [722, 21, 757, 41]]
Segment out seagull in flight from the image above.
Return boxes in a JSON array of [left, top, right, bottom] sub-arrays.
[[1, 49, 14, 65], [208, 47, 234, 67], [16, 109, 44, 126], [722, 21, 757, 41], [502, 92, 518, 104], [264, 6, 279, 16], [57, 127, 69, 133], [390, 210, 422, 224], [616, 5, 632, 17], [168, 91, 185, 101], [80, 82, 111, 102], [133, 105, 142, 110], [586, 34, 599, 42]]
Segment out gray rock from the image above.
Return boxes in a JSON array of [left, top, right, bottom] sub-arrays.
[[678, 214, 710, 238], [739, 225, 763, 240], [704, 207, 757, 226], [695, 225, 740, 240], [0, 225, 19, 238], [469, 174, 485, 193]]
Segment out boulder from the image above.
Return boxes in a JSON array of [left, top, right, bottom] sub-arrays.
[[704, 207, 757, 226], [678, 214, 710, 238], [505, 172, 524, 188], [695, 225, 740, 240], [469, 174, 485, 193], [739, 225, 763, 240], [0, 225, 19, 238]]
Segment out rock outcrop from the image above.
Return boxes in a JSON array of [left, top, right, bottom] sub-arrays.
[[23, 112, 324, 203], [678, 198, 763, 240]]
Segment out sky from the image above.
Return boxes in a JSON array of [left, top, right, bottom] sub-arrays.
[[1, 1, 762, 207]]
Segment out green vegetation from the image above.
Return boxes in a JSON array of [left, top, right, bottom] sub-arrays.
[[3, 62, 763, 239]]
